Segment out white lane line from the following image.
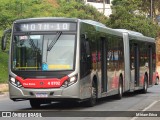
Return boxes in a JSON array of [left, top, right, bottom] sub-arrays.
[[130, 100, 159, 120]]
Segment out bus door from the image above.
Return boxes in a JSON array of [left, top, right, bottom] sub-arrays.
[[149, 46, 153, 85], [134, 44, 140, 86], [100, 37, 108, 92]]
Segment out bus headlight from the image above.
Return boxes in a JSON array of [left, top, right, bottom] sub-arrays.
[[9, 77, 22, 88], [61, 76, 77, 88]]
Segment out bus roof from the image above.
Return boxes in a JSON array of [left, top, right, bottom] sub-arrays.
[[81, 19, 106, 28], [114, 29, 143, 36], [16, 17, 123, 37], [14, 17, 79, 23], [14, 17, 105, 28], [115, 29, 155, 42], [13, 17, 155, 42], [80, 19, 123, 37]]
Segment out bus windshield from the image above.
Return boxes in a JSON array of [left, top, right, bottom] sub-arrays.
[[12, 34, 75, 71]]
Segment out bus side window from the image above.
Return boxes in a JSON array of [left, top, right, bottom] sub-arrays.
[[85, 38, 91, 58], [130, 44, 134, 70], [85, 38, 92, 69], [80, 34, 87, 62], [80, 34, 92, 69], [81, 34, 91, 60]]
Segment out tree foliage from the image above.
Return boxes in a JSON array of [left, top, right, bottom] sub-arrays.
[[140, 0, 160, 19], [56, 0, 107, 23], [0, 0, 57, 29], [0, 0, 107, 31], [107, 0, 160, 38]]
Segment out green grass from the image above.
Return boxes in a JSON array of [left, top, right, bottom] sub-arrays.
[[0, 30, 9, 83], [0, 50, 8, 83]]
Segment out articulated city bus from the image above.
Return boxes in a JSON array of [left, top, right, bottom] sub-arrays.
[[1, 17, 157, 108]]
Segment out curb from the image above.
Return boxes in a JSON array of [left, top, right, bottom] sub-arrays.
[[0, 84, 8, 93], [0, 92, 9, 98]]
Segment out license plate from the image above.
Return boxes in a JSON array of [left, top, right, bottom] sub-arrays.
[[35, 93, 48, 98]]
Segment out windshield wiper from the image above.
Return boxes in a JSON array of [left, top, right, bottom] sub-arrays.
[[47, 31, 62, 51], [29, 38, 37, 51]]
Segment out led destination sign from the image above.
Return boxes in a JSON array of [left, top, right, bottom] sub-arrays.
[[15, 23, 76, 32]]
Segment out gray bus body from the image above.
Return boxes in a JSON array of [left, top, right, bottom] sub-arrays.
[[5, 17, 156, 107]]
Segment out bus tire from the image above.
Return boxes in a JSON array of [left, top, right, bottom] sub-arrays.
[[85, 80, 97, 107], [29, 99, 41, 108], [116, 78, 123, 99], [155, 77, 159, 85], [142, 75, 148, 93]]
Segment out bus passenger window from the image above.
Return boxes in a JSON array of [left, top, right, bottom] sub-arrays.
[[85, 39, 91, 57], [80, 34, 92, 78], [80, 35, 91, 62]]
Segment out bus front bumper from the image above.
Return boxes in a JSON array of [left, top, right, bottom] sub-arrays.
[[9, 82, 80, 101]]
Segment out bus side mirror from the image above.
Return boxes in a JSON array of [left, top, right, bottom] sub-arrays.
[[2, 35, 7, 51], [1, 29, 11, 51]]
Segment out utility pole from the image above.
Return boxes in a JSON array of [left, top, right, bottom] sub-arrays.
[[103, 0, 105, 15], [150, 0, 153, 19]]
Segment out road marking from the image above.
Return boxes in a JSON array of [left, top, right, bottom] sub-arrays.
[[130, 100, 159, 120]]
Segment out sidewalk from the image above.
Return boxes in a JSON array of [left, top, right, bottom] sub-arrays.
[[0, 84, 8, 94]]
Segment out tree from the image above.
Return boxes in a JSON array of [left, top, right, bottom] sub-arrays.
[[0, 0, 57, 29], [57, 0, 107, 24], [0, 0, 107, 30], [140, 0, 160, 19], [107, 0, 160, 38]]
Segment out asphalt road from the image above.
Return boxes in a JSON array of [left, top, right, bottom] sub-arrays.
[[0, 84, 160, 120]]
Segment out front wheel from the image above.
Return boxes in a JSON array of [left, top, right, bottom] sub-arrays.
[[85, 81, 97, 107], [142, 76, 148, 93], [116, 78, 123, 99], [155, 77, 159, 85], [29, 99, 41, 108]]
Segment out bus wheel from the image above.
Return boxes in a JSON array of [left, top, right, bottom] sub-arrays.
[[155, 77, 159, 85], [29, 99, 41, 108], [85, 81, 97, 107], [142, 76, 148, 93], [116, 78, 123, 99]]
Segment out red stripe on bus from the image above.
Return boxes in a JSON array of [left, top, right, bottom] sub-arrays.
[[15, 76, 69, 88]]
